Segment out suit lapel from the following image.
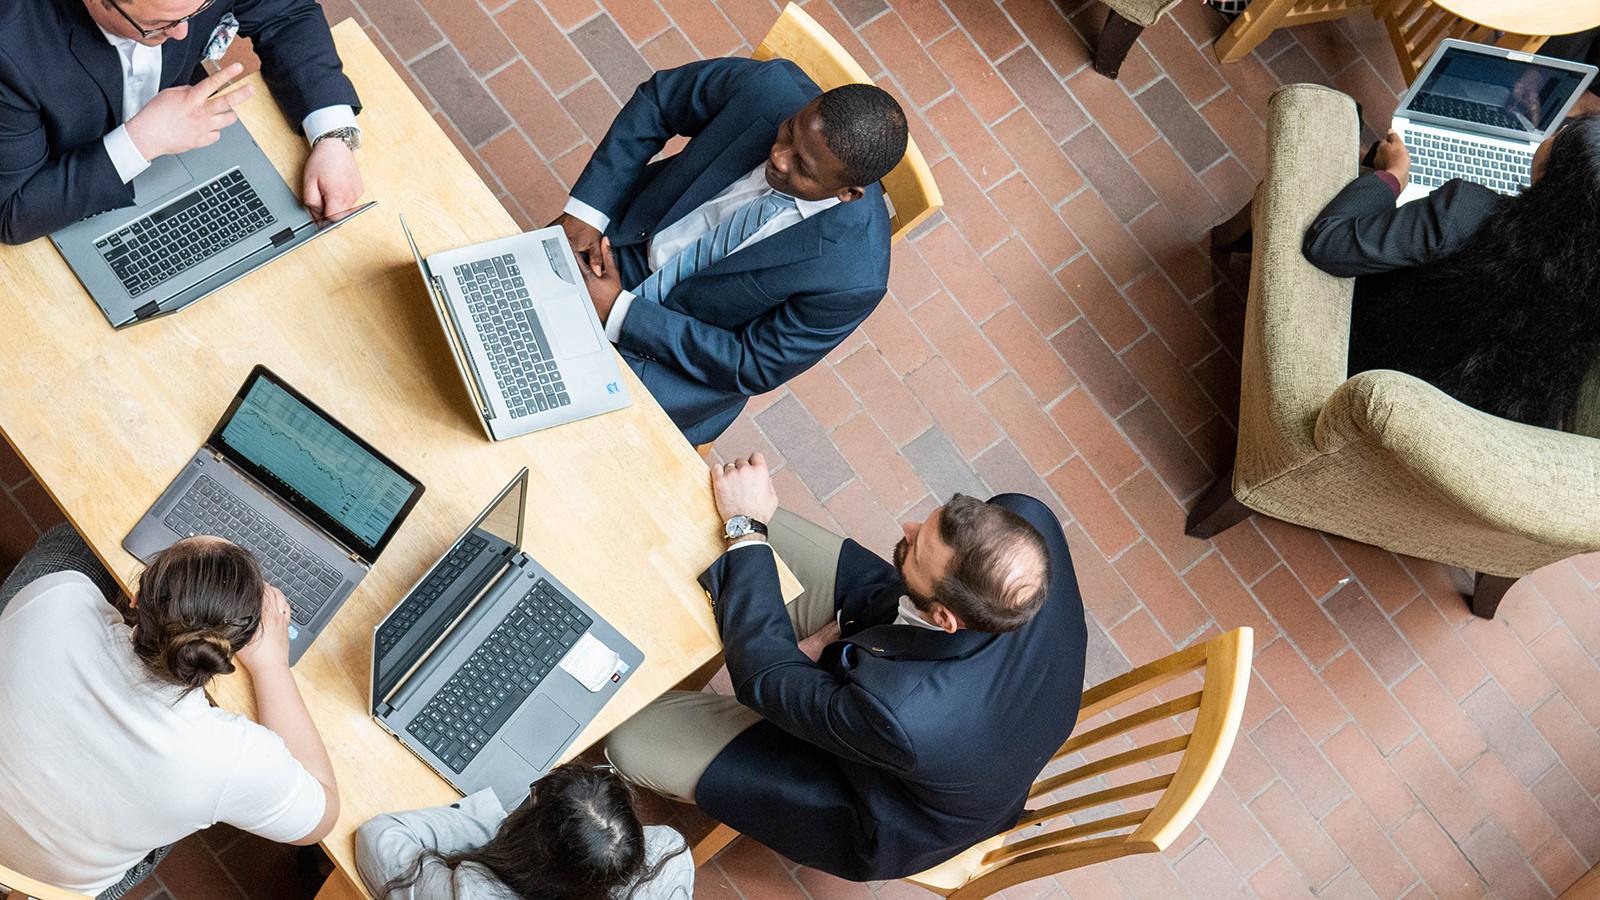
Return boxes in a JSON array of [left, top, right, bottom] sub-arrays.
[[839, 623, 996, 663], [161, 30, 193, 88], [63, 2, 125, 122]]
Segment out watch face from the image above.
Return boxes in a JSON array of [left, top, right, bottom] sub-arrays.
[[724, 515, 752, 538]]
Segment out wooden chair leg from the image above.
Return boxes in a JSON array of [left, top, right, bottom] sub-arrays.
[[1185, 473, 1251, 539], [1210, 199, 1254, 259], [1468, 573, 1519, 620], [1094, 10, 1145, 80], [692, 822, 742, 866]]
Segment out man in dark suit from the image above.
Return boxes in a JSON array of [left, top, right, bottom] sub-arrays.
[[553, 58, 907, 445], [0, 0, 365, 245], [604, 452, 1088, 881]]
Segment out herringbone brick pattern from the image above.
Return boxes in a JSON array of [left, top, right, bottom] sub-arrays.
[[4, 0, 1600, 898]]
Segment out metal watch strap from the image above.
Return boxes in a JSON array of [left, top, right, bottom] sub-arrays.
[[312, 126, 360, 152]]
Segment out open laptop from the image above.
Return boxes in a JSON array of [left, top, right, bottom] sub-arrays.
[[51, 120, 376, 329], [1394, 39, 1596, 204], [370, 469, 643, 808], [400, 216, 631, 441], [125, 365, 424, 665]]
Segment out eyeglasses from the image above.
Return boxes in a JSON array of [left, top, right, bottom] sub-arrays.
[[103, 0, 216, 40]]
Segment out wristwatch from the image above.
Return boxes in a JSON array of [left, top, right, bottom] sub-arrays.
[[723, 515, 769, 542], [311, 125, 362, 153]]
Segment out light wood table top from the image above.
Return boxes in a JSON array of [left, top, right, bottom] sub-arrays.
[[0, 19, 793, 895], [1429, 0, 1600, 37]]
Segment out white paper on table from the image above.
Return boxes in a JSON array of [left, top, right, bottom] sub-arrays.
[[560, 632, 621, 692]]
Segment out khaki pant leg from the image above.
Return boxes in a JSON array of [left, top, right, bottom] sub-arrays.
[[767, 508, 847, 640], [602, 691, 762, 803]]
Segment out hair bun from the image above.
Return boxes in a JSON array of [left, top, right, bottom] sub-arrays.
[[164, 629, 237, 688]]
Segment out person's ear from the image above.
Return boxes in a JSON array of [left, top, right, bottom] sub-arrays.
[[835, 185, 866, 203], [927, 603, 962, 634], [128, 592, 139, 610]]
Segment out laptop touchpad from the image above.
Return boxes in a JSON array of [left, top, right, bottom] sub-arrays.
[[541, 297, 602, 358], [500, 694, 580, 771], [132, 155, 193, 205]]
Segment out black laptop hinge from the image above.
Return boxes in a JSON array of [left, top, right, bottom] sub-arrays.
[[133, 301, 161, 320], [270, 227, 295, 247]]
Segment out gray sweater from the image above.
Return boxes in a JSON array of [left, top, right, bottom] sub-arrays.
[[355, 789, 695, 900]]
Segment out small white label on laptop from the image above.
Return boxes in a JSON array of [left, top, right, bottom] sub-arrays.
[[560, 632, 621, 692]]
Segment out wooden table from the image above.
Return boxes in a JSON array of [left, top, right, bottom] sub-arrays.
[[0, 20, 793, 898]]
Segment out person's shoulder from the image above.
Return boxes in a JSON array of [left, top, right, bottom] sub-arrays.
[[1, 570, 116, 629], [986, 493, 1057, 529]]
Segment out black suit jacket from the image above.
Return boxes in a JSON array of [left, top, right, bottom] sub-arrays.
[[693, 495, 1088, 881], [0, 0, 360, 244], [570, 58, 891, 445]]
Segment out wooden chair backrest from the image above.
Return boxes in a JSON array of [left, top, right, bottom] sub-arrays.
[[0, 863, 93, 900], [751, 3, 942, 243], [1372, 0, 1549, 84], [927, 627, 1254, 900]]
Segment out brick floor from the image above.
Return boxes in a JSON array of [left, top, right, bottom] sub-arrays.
[[6, 0, 1600, 898]]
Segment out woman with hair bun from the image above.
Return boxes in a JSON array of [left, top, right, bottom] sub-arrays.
[[0, 525, 340, 899]]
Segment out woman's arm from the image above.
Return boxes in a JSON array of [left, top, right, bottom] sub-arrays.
[[355, 791, 506, 900]]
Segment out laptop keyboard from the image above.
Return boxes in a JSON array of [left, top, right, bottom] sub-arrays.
[[406, 578, 592, 773], [1407, 129, 1533, 195], [453, 255, 572, 419], [375, 533, 490, 657], [163, 474, 342, 625], [1412, 95, 1523, 131], [95, 170, 276, 298]]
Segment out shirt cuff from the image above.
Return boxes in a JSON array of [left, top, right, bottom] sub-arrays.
[[302, 105, 360, 147], [724, 538, 769, 553], [103, 125, 151, 184], [1374, 170, 1403, 197], [563, 196, 610, 234], [604, 290, 636, 343]]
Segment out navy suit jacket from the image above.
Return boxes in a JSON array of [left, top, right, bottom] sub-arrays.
[[693, 495, 1088, 881], [570, 58, 892, 445], [0, 0, 360, 244]]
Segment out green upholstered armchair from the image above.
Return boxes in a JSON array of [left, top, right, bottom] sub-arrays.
[[1186, 83, 1600, 619]]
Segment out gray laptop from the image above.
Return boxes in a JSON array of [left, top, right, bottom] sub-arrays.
[[1394, 39, 1596, 204], [125, 365, 425, 665], [51, 120, 375, 329], [401, 216, 632, 441], [370, 469, 643, 808]]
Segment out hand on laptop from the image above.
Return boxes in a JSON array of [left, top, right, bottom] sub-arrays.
[[303, 138, 364, 223], [124, 63, 255, 162], [579, 236, 623, 323], [237, 584, 293, 673], [1374, 130, 1411, 188], [552, 212, 606, 278]]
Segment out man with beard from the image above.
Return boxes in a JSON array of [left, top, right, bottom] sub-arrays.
[[603, 453, 1088, 881]]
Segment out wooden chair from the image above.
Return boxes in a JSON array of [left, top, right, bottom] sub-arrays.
[[0, 863, 93, 900], [1371, 0, 1550, 84], [901, 628, 1252, 899], [751, 3, 942, 244]]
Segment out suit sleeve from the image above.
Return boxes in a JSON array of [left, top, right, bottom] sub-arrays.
[[701, 545, 917, 773], [233, 0, 361, 131], [618, 280, 885, 395], [570, 57, 777, 222], [1302, 173, 1500, 277]]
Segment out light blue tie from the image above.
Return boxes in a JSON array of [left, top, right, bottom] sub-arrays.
[[635, 190, 798, 305]]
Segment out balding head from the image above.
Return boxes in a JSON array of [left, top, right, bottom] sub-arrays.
[[894, 494, 1050, 634]]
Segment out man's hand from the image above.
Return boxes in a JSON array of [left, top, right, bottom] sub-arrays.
[[552, 212, 606, 278], [580, 237, 623, 323], [712, 453, 780, 524], [303, 138, 364, 222], [1373, 130, 1410, 187], [124, 63, 254, 161], [235, 584, 292, 674]]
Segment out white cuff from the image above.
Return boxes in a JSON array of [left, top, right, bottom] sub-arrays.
[[724, 538, 769, 553], [563, 196, 610, 233], [603, 290, 636, 343], [103, 125, 151, 184], [302, 105, 360, 148]]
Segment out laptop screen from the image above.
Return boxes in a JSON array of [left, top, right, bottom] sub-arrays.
[[1405, 45, 1589, 138], [209, 366, 425, 562]]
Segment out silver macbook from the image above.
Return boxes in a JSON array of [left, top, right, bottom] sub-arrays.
[[370, 469, 643, 809], [1394, 39, 1596, 204], [125, 365, 425, 665], [400, 216, 632, 441], [51, 120, 376, 329]]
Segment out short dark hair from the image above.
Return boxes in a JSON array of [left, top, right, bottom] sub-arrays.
[[816, 83, 908, 187], [927, 494, 1050, 633]]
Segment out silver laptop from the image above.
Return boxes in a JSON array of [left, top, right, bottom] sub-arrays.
[[370, 469, 643, 809], [125, 365, 425, 665], [51, 120, 376, 329], [400, 216, 631, 441], [1394, 39, 1596, 204]]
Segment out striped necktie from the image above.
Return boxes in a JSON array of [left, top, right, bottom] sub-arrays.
[[634, 190, 798, 305]]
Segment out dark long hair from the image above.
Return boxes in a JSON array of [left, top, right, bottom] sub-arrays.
[[126, 537, 264, 690], [1365, 114, 1600, 429], [379, 764, 684, 900]]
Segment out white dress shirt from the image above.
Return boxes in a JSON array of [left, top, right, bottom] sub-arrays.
[[563, 164, 841, 341], [97, 26, 359, 184]]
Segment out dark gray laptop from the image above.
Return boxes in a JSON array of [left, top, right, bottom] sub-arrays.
[[125, 365, 425, 665], [51, 120, 375, 328], [370, 469, 643, 808]]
